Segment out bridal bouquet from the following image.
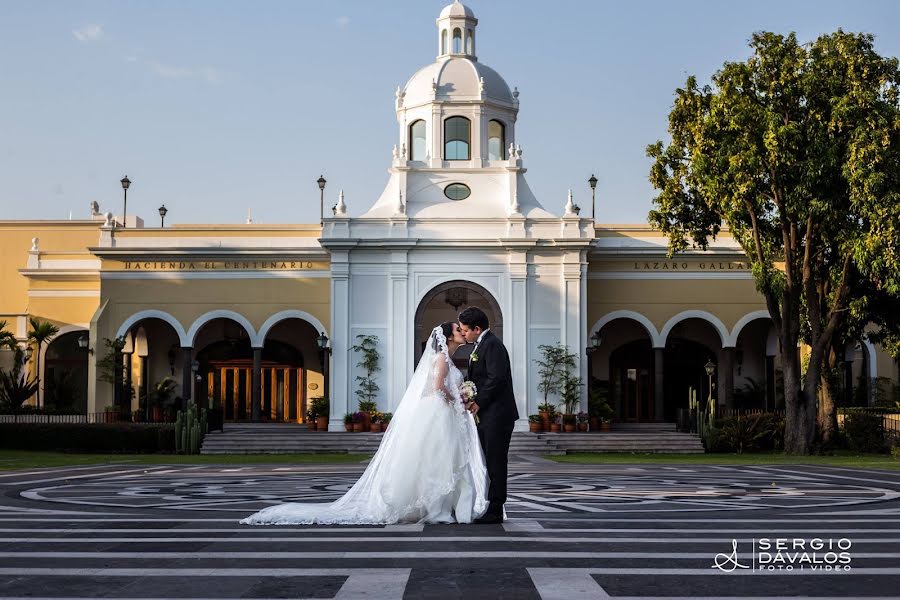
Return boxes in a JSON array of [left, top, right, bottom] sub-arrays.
[[460, 381, 479, 424], [460, 381, 477, 403]]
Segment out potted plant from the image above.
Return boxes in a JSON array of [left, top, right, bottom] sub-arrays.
[[535, 343, 575, 416], [588, 386, 612, 431], [537, 402, 555, 431], [382, 412, 393, 432], [343, 413, 354, 432], [577, 411, 589, 432], [311, 396, 329, 431], [352, 411, 365, 432], [549, 415, 562, 433], [352, 334, 380, 429], [369, 411, 382, 433], [358, 399, 377, 430], [103, 404, 117, 423], [528, 414, 542, 433], [559, 373, 583, 432], [306, 408, 317, 431], [149, 377, 177, 422]]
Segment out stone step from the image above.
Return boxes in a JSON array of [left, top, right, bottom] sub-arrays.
[[201, 423, 704, 455]]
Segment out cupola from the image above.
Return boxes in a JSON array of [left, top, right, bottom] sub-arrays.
[[437, 0, 478, 60]]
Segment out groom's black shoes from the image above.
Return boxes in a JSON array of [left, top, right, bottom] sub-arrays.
[[473, 513, 503, 524], [474, 503, 504, 524]]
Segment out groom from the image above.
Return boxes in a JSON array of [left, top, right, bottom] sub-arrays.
[[458, 306, 518, 524]]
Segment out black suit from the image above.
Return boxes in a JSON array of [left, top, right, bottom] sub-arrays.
[[465, 330, 519, 513]]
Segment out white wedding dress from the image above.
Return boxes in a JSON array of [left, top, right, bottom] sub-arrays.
[[240, 327, 489, 525]]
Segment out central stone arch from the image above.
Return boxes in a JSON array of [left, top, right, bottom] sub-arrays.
[[413, 280, 503, 369]]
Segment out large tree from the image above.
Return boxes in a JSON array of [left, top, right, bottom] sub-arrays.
[[647, 31, 900, 454]]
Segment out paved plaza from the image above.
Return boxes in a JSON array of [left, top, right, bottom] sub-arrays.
[[1, 457, 900, 599]]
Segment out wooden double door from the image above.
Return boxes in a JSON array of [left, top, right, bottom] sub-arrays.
[[205, 362, 306, 422]]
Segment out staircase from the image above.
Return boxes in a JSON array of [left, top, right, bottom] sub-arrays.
[[534, 422, 705, 454], [201, 422, 704, 455]]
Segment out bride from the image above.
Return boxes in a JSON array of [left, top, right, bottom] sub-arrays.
[[241, 322, 489, 525]]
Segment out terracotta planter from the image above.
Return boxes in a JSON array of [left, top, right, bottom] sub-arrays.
[[563, 424, 576, 433], [352, 423, 364, 432], [104, 410, 116, 424], [549, 423, 561, 433], [361, 413, 372, 431], [539, 411, 550, 431], [316, 416, 329, 431], [370, 422, 382, 433], [309, 420, 317, 431], [600, 421, 611, 432], [529, 422, 541, 433], [150, 406, 162, 422], [589, 416, 600, 431], [577, 422, 588, 432], [344, 423, 353, 432]]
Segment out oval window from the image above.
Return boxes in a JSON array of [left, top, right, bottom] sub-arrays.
[[444, 183, 471, 201]]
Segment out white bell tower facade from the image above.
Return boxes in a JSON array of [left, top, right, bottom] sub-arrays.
[[321, 1, 592, 431]]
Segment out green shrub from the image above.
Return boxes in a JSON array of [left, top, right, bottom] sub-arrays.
[[841, 411, 886, 453], [0, 423, 176, 453], [704, 412, 784, 453]]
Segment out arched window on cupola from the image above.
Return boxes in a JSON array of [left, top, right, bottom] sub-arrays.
[[488, 120, 506, 161], [452, 28, 462, 54], [444, 116, 470, 160], [441, 30, 448, 55], [466, 29, 474, 55], [409, 120, 426, 161]]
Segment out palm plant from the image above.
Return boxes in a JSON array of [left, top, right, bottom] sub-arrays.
[[0, 347, 39, 412], [0, 320, 18, 351], [27, 317, 59, 407]]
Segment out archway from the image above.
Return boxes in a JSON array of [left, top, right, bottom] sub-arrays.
[[589, 315, 656, 422], [255, 317, 322, 423], [116, 316, 186, 418], [609, 339, 654, 422], [44, 332, 89, 413], [414, 280, 503, 371], [664, 319, 721, 422]]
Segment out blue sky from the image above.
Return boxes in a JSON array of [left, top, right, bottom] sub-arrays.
[[2, 0, 899, 226]]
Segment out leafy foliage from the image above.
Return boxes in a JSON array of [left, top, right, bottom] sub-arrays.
[[351, 335, 380, 408], [534, 343, 576, 405], [841, 410, 887, 453], [647, 30, 900, 454], [0, 348, 38, 411], [705, 413, 785, 453]]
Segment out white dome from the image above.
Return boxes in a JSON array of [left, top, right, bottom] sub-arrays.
[[403, 58, 513, 106], [440, 1, 475, 19]]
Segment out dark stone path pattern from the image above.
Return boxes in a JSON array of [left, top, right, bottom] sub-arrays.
[[2, 460, 900, 598]]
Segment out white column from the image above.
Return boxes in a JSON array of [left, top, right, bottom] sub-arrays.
[[562, 252, 586, 411], [509, 252, 529, 431], [389, 251, 410, 411], [328, 253, 351, 431]]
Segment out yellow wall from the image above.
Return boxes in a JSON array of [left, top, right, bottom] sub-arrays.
[[0, 221, 101, 316], [587, 278, 766, 334]]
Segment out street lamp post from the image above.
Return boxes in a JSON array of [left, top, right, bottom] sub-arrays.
[[316, 332, 332, 417], [190, 359, 200, 407], [585, 331, 601, 410], [120, 176, 131, 228], [158, 205, 168, 228], [317, 175, 327, 227], [588, 174, 598, 221], [704, 359, 716, 416]]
